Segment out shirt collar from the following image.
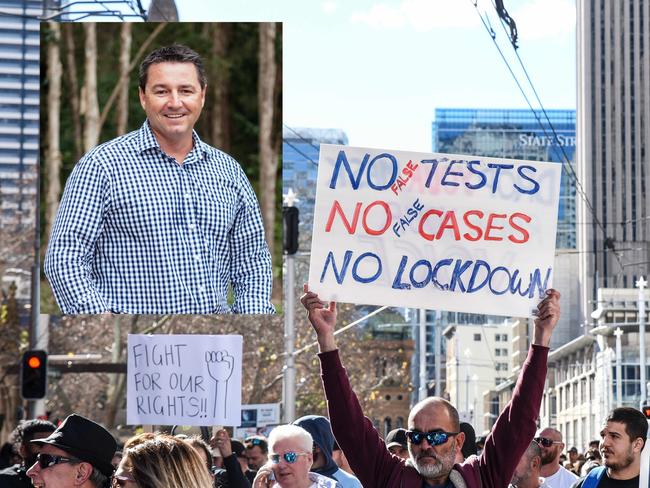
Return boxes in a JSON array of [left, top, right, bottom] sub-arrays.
[[136, 120, 207, 162]]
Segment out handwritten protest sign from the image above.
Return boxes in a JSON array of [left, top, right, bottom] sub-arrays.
[[308, 145, 562, 317], [127, 334, 242, 426]]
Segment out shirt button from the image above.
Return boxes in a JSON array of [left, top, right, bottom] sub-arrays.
[[198, 285, 205, 293], [193, 254, 200, 261], [188, 223, 196, 230], [184, 193, 191, 199]]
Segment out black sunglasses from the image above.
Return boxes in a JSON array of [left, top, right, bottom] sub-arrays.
[[406, 430, 459, 446], [534, 437, 563, 448], [36, 453, 81, 469]]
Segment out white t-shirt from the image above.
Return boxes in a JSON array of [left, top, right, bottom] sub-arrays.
[[545, 465, 579, 488]]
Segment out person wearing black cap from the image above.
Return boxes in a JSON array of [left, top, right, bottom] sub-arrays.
[[26, 414, 116, 488], [385, 429, 409, 460], [0, 419, 56, 488], [230, 439, 256, 484], [212, 428, 252, 488]]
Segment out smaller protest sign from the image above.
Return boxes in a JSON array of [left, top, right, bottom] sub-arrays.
[[127, 334, 242, 427]]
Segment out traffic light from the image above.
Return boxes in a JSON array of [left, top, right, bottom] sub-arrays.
[[20, 350, 47, 400], [283, 206, 299, 255]]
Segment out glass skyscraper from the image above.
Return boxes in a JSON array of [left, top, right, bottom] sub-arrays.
[[432, 108, 577, 249], [0, 1, 40, 227], [282, 126, 348, 248]]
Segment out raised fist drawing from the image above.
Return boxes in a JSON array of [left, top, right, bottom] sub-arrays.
[[205, 350, 234, 418]]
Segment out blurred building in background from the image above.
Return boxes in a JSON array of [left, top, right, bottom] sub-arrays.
[[576, 0, 650, 321]]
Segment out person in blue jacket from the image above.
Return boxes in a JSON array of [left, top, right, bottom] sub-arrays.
[[292, 416, 362, 488]]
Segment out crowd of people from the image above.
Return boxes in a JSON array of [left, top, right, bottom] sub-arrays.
[[0, 287, 647, 487]]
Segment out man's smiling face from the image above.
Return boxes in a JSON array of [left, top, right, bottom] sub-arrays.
[[139, 61, 206, 147]]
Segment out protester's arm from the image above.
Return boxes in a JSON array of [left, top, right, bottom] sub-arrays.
[[477, 289, 560, 487], [301, 285, 405, 488], [300, 284, 338, 352], [44, 154, 110, 314], [214, 428, 251, 488], [229, 166, 274, 314], [223, 454, 252, 488]]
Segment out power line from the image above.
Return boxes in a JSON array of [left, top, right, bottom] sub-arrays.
[[283, 124, 321, 151], [469, 0, 625, 274], [283, 137, 319, 167]]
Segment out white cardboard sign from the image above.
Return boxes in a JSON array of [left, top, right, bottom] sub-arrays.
[[308, 145, 562, 317], [127, 334, 242, 426]]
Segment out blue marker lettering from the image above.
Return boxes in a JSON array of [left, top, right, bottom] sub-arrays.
[[351, 252, 382, 283], [514, 165, 540, 195]]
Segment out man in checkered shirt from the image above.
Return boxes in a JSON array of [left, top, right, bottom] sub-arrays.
[[45, 45, 274, 315]]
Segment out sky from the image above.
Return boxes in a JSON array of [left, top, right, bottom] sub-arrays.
[[81, 0, 577, 152]]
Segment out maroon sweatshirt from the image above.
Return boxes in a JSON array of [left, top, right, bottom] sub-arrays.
[[319, 345, 549, 488]]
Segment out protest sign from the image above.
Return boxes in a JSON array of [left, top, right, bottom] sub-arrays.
[[127, 334, 242, 426], [308, 145, 562, 317]]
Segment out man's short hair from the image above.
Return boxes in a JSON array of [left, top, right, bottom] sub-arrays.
[[9, 419, 56, 451], [139, 45, 207, 91], [524, 439, 541, 460], [409, 397, 460, 432], [244, 435, 268, 454], [605, 407, 648, 449]]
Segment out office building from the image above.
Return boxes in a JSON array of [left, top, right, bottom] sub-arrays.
[[576, 0, 650, 321], [432, 108, 576, 249], [0, 0, 40, 227], [282, 126, 348, 249]]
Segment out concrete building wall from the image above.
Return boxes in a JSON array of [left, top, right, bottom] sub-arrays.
[[576, 0, 650, 321], [445, 323, 512, 433]]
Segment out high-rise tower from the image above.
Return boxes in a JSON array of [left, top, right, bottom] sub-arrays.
[[576, 0, 650, 321]]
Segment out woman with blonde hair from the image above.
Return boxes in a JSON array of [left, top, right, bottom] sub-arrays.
[[112, 434, 213, 488]]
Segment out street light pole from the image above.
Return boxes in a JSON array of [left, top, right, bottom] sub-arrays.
[[282, 190, 300, 423], [614, 327, 623, 407], [637, 277, 647, 409], [418, 309, 427, 401]]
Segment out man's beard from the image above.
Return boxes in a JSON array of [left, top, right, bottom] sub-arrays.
[[408, 444, 455, 479], [602, 447, 635, 472], [540, 449, 556, 466]]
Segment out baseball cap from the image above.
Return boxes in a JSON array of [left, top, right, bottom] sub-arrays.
[[385, 428, 408, 450], [31, 414, 117, 477], [231, 440, 246, 457]]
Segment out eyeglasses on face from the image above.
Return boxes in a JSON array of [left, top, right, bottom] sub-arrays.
[[269, 451, 309, 464], [534, 437, 563, 448], [405, 430, 459, 446], [111, 472, 136, 487], [36, 453, 81, 469]]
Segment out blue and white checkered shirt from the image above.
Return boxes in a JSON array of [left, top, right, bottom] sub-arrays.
[[45, 121, 274, 314]]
